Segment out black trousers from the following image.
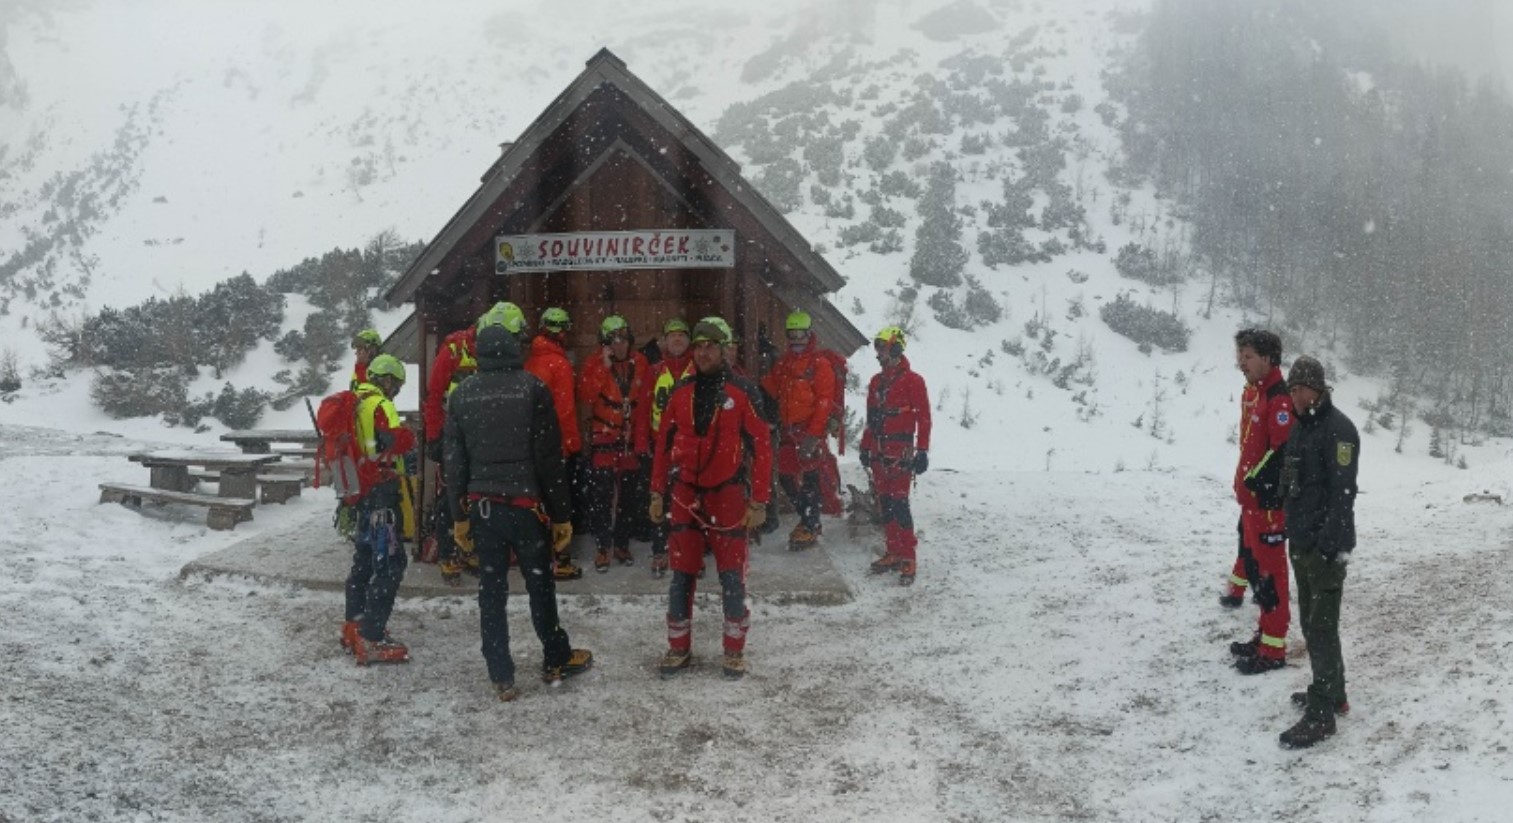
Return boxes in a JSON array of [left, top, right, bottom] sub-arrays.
[[780, 470, 822, 531], [585, 464, 640, 551], [473, 500, 572, 685], [345, 483, 408, 641]]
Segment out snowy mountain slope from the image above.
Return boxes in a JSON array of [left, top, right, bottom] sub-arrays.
[[5, 0, 1495, 478]]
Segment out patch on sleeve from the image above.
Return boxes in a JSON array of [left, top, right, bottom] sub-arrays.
[[1336, 442, 1355, 467], [1276, 410, 1290, 426]]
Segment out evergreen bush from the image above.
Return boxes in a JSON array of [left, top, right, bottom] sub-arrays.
[[1099, 294, 1190, 352]]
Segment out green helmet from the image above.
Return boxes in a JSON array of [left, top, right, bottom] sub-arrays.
[[352, 328, 382, 348], [691, 316, 732, 345], [785, 310, 812, 332], [541, 307, 571, 331], [663, 318, 690, 335], [367, 354, 407, 383], [599, 315, 631, 343], [477, 301, 526, 334]]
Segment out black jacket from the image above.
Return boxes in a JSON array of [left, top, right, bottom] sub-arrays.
[[443, 325, 570, 524], [1281, 394, 1359, 557]]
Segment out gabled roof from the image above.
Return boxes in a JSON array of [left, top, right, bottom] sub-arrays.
[[384, 48, 849, 308]]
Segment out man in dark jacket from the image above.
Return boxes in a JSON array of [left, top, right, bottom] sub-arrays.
[[1276, 355, 1359, 748], [443, 324, 593, 702]]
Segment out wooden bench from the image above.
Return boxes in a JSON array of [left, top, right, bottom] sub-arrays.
[[188, 469, 306, 504], [262, 458, 316, 481], [127, 450, 281, 500], [99, 483, 255, 531]]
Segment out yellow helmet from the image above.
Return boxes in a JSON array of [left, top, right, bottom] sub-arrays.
[[785, 310, 812, 332], [874, 326, 907, 353]]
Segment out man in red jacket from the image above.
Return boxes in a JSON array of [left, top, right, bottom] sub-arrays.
[[760, 311, 838, 551], [1226, 328, 1295, 675], [859, 326, 931, 587], [525, 307, 585, 580], [649, 317, 772, 681], [578, 315, 650, 572]]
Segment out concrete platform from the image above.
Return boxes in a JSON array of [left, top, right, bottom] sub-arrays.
[[181, 505, 853, 605]]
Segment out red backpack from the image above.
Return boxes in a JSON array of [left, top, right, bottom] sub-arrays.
[[313, 389, 379, 504], [815, 349, 849, 454]]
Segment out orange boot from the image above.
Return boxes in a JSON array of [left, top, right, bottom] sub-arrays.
[[353, 633, 409, 666], [339, 620, 361, 653]]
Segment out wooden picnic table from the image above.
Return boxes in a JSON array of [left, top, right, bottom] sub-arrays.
[[127, 450, 282, 501], [220, 429, 322, 455]]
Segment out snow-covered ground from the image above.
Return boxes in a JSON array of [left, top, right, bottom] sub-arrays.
[[3, 417, 1512, 822]]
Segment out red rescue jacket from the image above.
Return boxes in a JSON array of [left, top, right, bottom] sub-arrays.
[[860, 356, 932, 460], [578, 350, 650, 465], [761, 340, 838, 440], [423, 327, 477, 442], [651, 367, 773, 503], [525, 334, 582, 457], [1234, 366, 1293, 510]]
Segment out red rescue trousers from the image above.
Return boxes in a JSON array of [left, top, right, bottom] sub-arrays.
[[665, 481, 752, 655], [871, 460, 918, 562], [1241, 508, 1290, 660]]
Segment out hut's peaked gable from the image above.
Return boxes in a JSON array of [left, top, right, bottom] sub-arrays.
[[385, 48, 865, 358]]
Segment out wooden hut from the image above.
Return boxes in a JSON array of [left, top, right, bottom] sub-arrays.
[[382, 48, 867, 511]]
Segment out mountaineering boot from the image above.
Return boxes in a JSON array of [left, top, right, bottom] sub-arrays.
[[659, 648, 692, 679], [542, 648, 594, 686], [439, 557, 464, 587], [340, 620, 361, 653], [1233, 655, 1285, 675], [870, 553, 903, 575], [788, 524, 820, 551], [1218, 594, 1245, 609], [1229, 638, 1259, 659], [494, 681, 520, 703], [650, 553, 668, 578], [594, 549, 611, 573], [1291, 692, 1350, 716], [553, 554, 583, 581], [722, 652, 747, 681], [1279, 713, 1336, 748], [353, 634, 409, 666], [614, 547, 634, 567], [898, 559, 916, 587]]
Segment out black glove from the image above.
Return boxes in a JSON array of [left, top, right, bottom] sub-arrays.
[[859, 450, 873, 469], [426, 438, 444, 463], [1242, 469, 1282, 510], [912, 450, 929, 474]]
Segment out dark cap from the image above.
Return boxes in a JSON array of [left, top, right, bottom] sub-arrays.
[[1287, 356, 1328, 393]]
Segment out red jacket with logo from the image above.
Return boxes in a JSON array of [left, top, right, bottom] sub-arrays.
[[650, 368, 773, 503], [1234, 366, 1293, 510]]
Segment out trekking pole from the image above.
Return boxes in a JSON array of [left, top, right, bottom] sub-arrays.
[[304, 397, 321, 436]]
